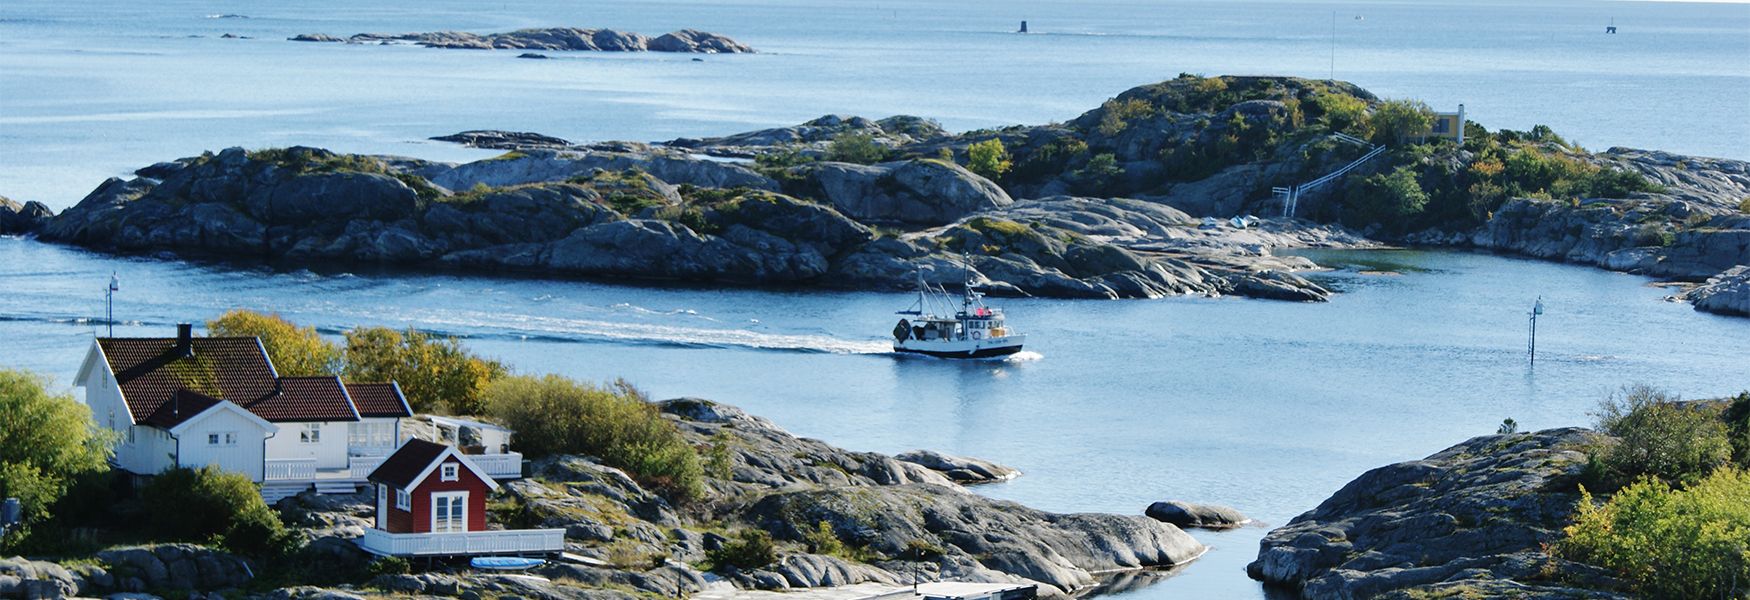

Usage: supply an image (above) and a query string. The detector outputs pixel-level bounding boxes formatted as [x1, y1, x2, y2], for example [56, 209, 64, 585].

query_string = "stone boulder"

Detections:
[431, 149, 778, 193]
[668, 115, 942, 150]
[0, 196, 53, 234]
[747, 484, 1205, 593]
[93, 544, 251, 591]
[894, 449, 1020, 484]
[1247, 428, 1629, 600]
[289, 34, 343, 42]
[0, 557, 84, 600]
[648, 29, 756, 53]
[807, 159, 1011, 225]
[431, 130, 575, 151]
[1143, 501, 1250, 529]
[1681, 264, 1750, 317]
[772, 555, 903, 588]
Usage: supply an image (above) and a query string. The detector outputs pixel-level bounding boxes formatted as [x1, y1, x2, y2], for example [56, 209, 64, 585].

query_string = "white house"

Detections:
[76, 324, 429, 501]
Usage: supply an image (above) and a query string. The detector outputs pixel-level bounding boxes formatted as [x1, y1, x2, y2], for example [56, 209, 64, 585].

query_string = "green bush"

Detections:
[139, 465, 288, 556]
[0, 367, 117, 549]
[802, 521, 844, 556]
[1738, 197, 1750, 214]
[486, 375, 703, 500]
[966, 139, 1012, 180]
[708, 529, 776, 570]
[827, 132, 889, 165]
[1343, 165, 1429, 228]
[1558, 468, 1750, 599]
[1586, 385, 1732, 488]
[1366, 98, 1434, 146]
[1072, 153, 1124, 196]
[1313, 93, 1368, 134]
[365, 556, 409, 578]
[1724, 392, 1750, 468]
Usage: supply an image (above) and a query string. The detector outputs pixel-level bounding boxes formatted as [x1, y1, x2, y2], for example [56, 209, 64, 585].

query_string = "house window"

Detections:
[349, 422, 395, 447]
[431, 491, 467, 533]
[1431, 118, 1449, 134]
[395, 488, 411, 511]
[207, 431, 237, 446]
[127, 426, 135, 445]
[300, 423, 321, 443]
[441, 463, 458, 482]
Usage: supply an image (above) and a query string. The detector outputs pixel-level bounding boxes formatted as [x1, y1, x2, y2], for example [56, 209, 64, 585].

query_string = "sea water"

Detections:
[3, 0, 1750, 595]
[3, 236, 1749, 597]
[2, 0, 1746, 208]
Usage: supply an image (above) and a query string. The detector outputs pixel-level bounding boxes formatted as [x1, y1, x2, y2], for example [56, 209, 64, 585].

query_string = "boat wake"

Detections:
[395, 311, 893, 355]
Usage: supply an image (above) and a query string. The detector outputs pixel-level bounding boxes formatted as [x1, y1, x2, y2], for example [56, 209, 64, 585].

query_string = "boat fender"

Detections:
[894, 319, 911, 341]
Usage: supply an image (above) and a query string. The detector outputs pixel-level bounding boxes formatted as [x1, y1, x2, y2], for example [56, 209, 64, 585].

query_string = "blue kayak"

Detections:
[471, 556, 545, 570]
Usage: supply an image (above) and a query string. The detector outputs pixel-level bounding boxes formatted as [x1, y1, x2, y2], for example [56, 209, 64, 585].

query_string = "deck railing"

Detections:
[349, 455, 387, 479]
[356, 527, 564, 557]
[264, 458, 316, 481]
[467, 453, 524, 479]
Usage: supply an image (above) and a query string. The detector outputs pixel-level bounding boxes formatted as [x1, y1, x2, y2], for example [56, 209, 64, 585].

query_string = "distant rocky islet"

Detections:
[289, 27, 754, 53]
[9, 75, 1749, 314]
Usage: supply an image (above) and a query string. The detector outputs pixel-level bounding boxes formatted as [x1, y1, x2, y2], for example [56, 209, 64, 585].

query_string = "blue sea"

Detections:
[2, 0, 1749, 597]
[2, 0, 1747, 209]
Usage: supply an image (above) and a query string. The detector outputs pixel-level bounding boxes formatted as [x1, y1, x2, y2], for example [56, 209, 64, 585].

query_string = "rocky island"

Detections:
[9, 75, 1749, 311]
[289, 28, 754, 53]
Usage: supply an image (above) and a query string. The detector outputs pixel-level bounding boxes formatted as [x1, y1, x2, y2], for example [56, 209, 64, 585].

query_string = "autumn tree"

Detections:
[0, 367, 117, 545]
[343, 327, 505, 415]
[207, 309, 341, 376]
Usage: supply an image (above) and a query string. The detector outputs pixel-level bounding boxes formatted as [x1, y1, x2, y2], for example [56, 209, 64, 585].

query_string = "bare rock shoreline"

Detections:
[0, 400, 1205, 600]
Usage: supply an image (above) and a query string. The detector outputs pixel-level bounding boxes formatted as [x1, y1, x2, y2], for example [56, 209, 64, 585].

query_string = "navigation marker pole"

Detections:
[106, 272, 119, 337]
[1527, 296, 1543, 366]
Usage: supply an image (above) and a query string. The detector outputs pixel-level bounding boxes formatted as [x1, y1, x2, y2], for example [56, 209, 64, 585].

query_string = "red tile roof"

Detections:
[100, 337, 278, 426]
[368, 438, 448, 489]
[246, 376, 359, 422]
[345, 382, 412, 418]
[139, 389, 225, 429]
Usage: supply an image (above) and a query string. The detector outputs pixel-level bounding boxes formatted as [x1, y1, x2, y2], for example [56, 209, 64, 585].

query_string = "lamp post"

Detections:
[106, 272, 119, 337]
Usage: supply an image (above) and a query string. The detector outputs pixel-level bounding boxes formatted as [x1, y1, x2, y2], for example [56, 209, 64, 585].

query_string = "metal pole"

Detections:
[1528, 310, 1536, 366]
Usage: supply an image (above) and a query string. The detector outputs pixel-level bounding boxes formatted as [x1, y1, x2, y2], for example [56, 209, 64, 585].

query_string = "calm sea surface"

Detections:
[3, 236, 1748, 597]
[3, 0, 1750, 596]
[2, 0, 1747, 208]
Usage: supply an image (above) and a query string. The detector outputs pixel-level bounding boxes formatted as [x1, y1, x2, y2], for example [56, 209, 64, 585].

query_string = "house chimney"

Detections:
[176, 323, 193, 357]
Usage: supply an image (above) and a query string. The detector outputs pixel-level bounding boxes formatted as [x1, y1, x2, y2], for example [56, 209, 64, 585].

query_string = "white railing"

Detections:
[265, 458, 316, 481]
[349, 455, 388, 479]
[467, 453, 524, 479]
[1282, 144, 1388, 218]
[355, 527, 564, 557]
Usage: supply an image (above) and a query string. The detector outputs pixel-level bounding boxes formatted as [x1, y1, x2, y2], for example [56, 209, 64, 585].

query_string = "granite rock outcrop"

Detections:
[1247, 428, 1634, 600]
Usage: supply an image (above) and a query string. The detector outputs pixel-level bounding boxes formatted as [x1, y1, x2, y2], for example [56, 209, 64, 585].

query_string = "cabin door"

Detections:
[431, 491, 467, 532]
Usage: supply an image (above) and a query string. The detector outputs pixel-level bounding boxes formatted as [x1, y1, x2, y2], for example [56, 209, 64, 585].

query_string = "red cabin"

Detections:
[367, 438, 498, 534]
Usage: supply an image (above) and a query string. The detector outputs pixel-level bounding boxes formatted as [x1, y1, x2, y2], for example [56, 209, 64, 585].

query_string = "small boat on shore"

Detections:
[471, 556, 545, 571]
[891, 269, 1025, 358]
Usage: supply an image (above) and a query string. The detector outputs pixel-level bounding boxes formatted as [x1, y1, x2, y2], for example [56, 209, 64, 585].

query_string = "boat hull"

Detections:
[893, 337, 1025, 359]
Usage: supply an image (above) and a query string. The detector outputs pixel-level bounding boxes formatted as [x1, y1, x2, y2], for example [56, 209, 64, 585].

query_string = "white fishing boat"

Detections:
[891, 269, 1025, 358]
